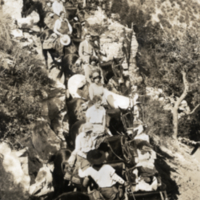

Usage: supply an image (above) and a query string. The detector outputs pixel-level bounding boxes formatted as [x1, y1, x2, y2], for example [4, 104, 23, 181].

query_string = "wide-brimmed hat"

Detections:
[87, 149, 105, 165]
[77, 78, 86, 88]
[60, 34, 71, 46]
[83, 123, 93, 133]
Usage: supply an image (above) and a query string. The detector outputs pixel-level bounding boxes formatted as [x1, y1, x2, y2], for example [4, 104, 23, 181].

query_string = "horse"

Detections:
[22, 0, 45, 29]
[68, 121, 153, 168]
[51, 148, 73, 198]
[55, 192, 90, 200]
[56, 53, 79, 86]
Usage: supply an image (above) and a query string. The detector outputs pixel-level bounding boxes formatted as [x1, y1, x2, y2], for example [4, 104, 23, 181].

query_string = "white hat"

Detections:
[60, 34, 71, 46]
[77, 79, 86, 88]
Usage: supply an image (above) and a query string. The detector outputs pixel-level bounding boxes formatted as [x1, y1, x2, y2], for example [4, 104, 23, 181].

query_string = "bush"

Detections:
[0, 11, 53, 143]
[141, 97, 173, 140]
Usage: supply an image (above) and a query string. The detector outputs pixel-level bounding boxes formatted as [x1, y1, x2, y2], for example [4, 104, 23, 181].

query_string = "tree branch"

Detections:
[188, 104, 200, 115]
[174, 70, 189, 109]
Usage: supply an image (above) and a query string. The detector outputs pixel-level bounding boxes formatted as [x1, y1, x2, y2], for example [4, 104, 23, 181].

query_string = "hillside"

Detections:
[111, 0, 200, 199]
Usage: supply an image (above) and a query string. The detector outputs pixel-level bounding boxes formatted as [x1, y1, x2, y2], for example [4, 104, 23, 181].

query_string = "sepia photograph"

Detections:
[0, 0, 200, 199]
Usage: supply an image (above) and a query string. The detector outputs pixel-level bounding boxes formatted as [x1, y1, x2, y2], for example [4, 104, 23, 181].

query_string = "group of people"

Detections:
[66, 121, 128, 200]
[42, 1, 160, 199]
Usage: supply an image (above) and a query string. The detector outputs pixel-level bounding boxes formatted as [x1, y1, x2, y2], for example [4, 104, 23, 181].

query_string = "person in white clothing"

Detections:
[52, 0, 66, 16]
[67, 123, 96, 173]
[86, 96, 112, 141]
[82, 149, 128, 200]
[86, 96, 106, 132]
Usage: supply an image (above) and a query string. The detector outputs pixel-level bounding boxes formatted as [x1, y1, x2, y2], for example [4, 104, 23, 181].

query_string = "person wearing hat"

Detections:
[54, 11, 72, 62]
[67, 123, 96, 174]
[88, 69, 106, 103]
[79, 149, 128, 200]
[86, 96, 112, 147]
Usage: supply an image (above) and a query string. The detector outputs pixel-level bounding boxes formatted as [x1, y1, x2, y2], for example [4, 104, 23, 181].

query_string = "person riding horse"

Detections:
[89, 69, 107, 103]
[78, 33, 98, 65]
[83, 149, 128, 200]
[67, 123, 96, 177]
[53, 11, 72, 62]
[86, 96, 112, 147]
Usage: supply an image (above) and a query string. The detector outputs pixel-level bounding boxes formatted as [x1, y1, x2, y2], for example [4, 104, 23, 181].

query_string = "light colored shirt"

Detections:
[54, 18, 72, 36]
[80, 164, 125, 187]
[78, 40, 96, 63]
[89, 83, 104, 100]
[71, 132, 95, 159]
[52, 1, 66, 16]
[86, 105, 106, 124]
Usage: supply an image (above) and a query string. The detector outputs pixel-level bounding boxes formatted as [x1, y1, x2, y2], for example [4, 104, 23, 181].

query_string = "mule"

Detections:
[51, 148, 73, 198]
[22, 0, 45, 29]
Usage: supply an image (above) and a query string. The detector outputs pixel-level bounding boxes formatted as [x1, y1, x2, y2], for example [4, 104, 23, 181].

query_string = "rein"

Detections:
[105, 136, 136, 164]
[105, 137, 125, 162]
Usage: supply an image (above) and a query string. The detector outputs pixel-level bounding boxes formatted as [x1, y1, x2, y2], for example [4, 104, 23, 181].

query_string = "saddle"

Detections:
[88, 189, 105, 200]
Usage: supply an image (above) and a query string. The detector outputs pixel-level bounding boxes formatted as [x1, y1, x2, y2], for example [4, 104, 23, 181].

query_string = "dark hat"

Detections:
[87, 149, 105, 165]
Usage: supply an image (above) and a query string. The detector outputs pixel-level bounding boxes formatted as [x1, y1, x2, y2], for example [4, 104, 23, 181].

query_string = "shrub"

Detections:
[0, 11, 53, 143]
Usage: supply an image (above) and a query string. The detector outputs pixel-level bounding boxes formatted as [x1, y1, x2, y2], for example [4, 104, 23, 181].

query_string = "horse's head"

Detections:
[112, 57, 125, 78]
[22, 0, 34, 15]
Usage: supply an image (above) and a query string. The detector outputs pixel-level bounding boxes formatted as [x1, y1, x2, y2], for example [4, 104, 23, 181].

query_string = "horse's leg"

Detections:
[43, 49, 49, 70]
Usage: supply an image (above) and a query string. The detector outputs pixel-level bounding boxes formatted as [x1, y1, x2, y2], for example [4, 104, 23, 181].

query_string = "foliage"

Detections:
[0, 11, 54, 143]
[111, 0, 200, 138]
[141, 97, 173, 139]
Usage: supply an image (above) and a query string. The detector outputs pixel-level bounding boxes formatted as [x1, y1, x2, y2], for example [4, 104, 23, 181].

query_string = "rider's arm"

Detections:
[112, 173, 125, 185]
[54, 20, 63, 36]
[67, 135, 82, 167]
[78, 42, 84, 59]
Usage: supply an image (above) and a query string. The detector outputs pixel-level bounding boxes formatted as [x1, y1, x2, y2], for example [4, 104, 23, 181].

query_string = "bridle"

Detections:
[105, 136, 137, 165]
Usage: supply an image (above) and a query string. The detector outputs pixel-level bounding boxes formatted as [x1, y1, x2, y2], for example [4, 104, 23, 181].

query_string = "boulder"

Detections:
[31, 119, 61, 162]
[0, 142, 31, 196]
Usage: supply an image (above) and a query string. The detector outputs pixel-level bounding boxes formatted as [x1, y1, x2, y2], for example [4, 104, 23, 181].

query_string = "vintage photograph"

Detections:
[0, 0, 200, 199]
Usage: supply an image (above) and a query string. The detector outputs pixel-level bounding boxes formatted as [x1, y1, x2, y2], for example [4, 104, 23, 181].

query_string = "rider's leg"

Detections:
[55, 41, 64, 62]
